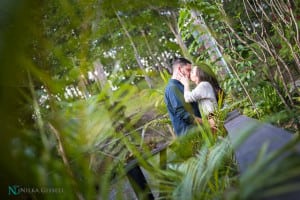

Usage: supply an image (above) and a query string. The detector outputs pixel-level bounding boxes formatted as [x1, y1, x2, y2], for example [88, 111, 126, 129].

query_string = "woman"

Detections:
[179, 66, 223, 117]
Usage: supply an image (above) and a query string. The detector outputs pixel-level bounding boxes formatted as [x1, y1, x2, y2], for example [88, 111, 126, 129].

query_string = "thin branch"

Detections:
[256, 1, 300, 72]
[227, 61, 259, 115]
[114, 10, 154, 88]
[48, 123, 85, 200]
[287, 0, 300, 48]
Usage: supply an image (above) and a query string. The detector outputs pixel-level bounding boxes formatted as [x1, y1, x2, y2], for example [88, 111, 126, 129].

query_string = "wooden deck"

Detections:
[225, 110, 300, 200]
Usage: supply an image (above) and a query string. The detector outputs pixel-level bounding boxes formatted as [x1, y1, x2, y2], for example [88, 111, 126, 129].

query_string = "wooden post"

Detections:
[127, 165, 154, 200]
[125, 143, 169, 199]
[159, 148, 167, 198]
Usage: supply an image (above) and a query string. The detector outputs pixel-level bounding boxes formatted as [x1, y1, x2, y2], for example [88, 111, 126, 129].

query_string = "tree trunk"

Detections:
[93, 60, 108, 89]
[190, 10, 232, 79]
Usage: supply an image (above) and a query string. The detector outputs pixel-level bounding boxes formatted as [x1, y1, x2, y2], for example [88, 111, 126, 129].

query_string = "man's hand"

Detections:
[194, 116, 203, 124]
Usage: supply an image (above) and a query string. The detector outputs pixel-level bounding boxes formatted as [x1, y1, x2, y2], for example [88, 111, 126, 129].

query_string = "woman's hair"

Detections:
[193, 66, 225, 104]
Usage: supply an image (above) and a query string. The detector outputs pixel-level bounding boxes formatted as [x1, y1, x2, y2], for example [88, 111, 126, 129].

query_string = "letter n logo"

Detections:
[8, 185, 20, 195]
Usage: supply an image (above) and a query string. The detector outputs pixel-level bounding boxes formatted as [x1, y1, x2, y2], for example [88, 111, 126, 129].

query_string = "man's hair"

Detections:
[171, 57, 191, 69]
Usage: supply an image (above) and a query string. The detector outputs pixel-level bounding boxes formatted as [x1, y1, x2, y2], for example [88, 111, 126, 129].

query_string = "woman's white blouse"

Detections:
[184, 81, 217, 115]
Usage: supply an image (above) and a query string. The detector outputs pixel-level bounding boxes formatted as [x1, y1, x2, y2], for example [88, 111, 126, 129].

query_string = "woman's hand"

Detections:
[178, 72, 189, 86]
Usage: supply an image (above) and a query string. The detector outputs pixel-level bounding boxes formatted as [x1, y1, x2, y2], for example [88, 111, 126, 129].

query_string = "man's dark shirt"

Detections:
[164, 79, 201, 136]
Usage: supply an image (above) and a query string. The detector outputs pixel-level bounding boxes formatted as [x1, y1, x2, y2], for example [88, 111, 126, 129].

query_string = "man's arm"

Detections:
[168, 86, 194, 123]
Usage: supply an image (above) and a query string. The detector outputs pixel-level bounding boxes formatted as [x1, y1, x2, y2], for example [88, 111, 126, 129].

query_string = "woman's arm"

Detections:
[183, 83, 203, 102]
[184, 82, 215, 102]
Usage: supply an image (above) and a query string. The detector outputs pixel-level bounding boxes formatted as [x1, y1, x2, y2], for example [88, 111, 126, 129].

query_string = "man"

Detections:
[164, 57, 201, 136]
